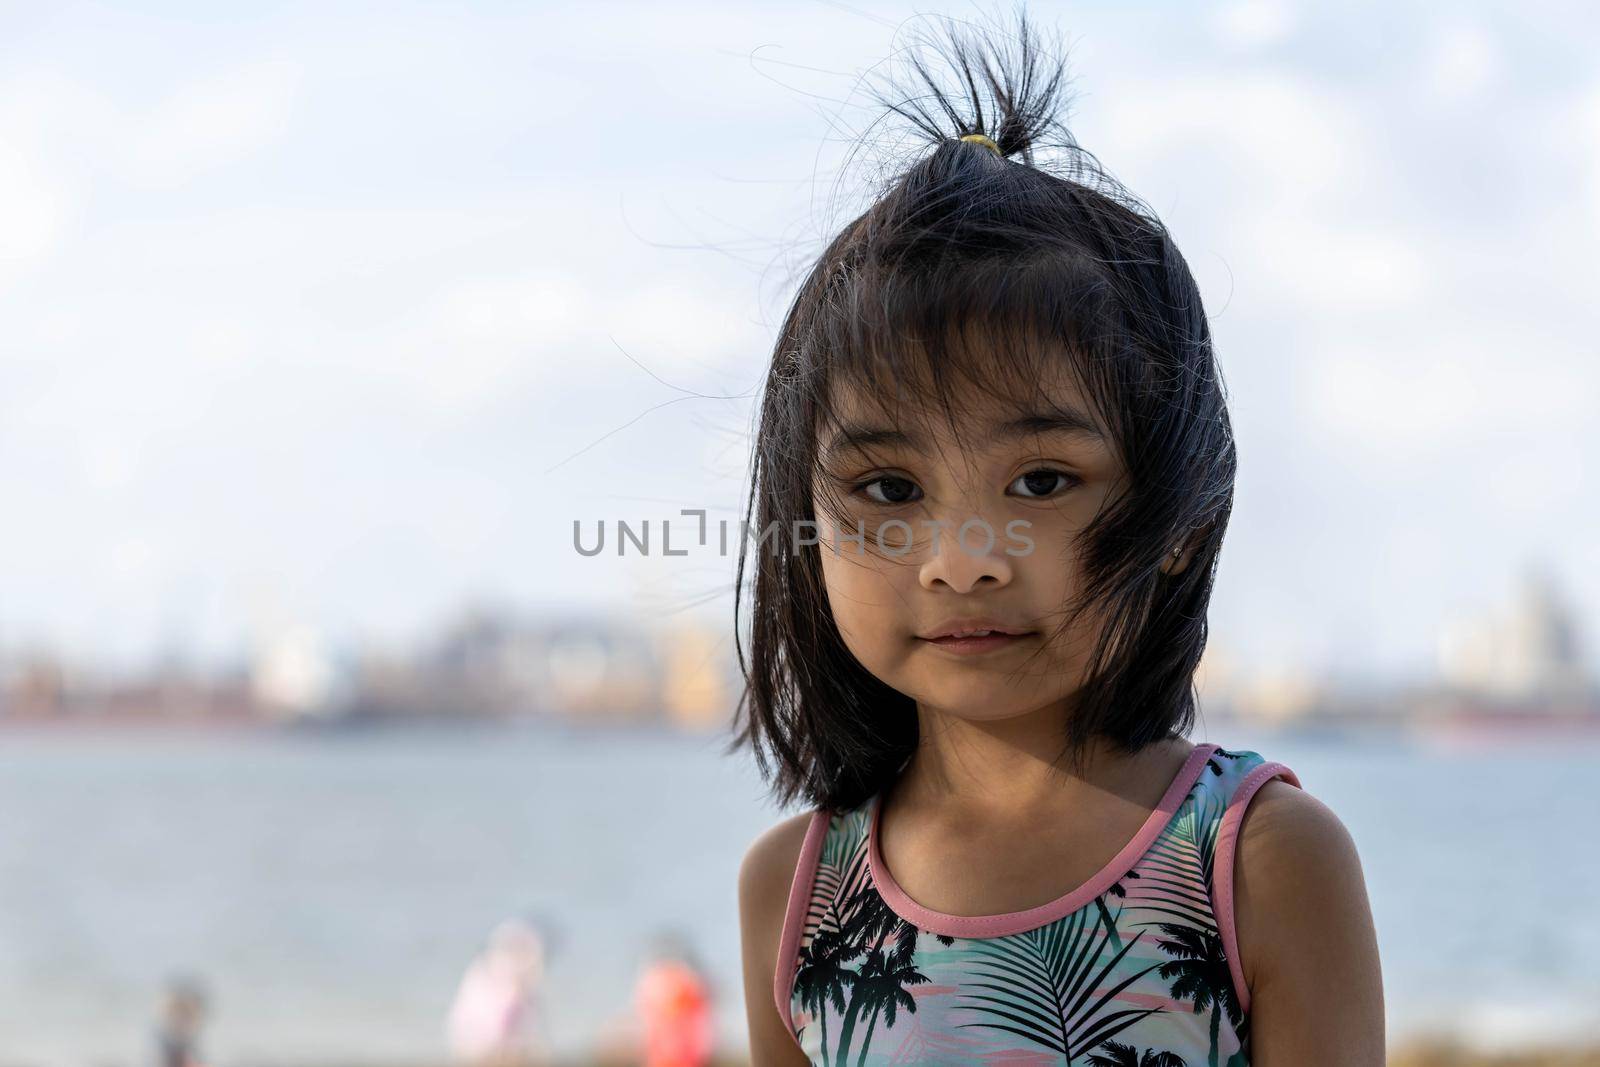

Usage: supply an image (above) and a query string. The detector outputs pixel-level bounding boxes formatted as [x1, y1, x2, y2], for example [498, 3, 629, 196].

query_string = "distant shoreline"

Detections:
[5, 710, 1600, 749]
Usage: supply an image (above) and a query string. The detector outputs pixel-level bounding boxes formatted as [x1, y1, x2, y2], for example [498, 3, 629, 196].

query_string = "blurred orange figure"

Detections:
[633, 935, 714, 1067]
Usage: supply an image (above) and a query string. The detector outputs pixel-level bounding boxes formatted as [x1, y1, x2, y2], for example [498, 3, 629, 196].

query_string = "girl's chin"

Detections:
[901, 683, 1056, 719]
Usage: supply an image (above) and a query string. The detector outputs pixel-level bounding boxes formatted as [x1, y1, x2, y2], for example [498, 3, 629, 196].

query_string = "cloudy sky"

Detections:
[2, 1, 1596, 685]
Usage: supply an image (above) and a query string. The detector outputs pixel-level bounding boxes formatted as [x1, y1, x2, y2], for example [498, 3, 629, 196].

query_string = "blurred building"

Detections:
[250, 622, 347, 720]
[1194, 638, 1328, 726]
[1230, 663, 1325, 725]
[0, 648, 71, 720]
[335, 603, 708, 726]
[1437, 564, 1593, 704]
[658, 622, 736, 732]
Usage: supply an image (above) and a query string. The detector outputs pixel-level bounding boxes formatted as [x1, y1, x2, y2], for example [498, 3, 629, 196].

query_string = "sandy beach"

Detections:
[1388, 1047, 1600, 1067]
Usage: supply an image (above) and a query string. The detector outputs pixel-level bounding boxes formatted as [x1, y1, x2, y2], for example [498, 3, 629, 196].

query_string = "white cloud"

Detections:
[1299, 326, 1596, 460]
[77, 431, 145, 494]
[0, 54, 301, 276]
[609, 281, 765, 375]
[1585, 84, 1600, 236]
[360, 272, 765, 417]
[107, 532, 159, 584]
[121, 57, 303, 188]
[430, 272, 592, 346]
[1421, 19, 1503, 104]
[1211, 0, 1297, 51]
[1096, 70, 1428, 307]
[0, 141, 63, 278]
[0, 69, 102, 279]
[1097, 70, 1378, 205]
[390, 271, 599, 412]
[1241, 215, 1430, 307]
[1299, 345, 1487, 457]
[1481, 444, 1591, 518]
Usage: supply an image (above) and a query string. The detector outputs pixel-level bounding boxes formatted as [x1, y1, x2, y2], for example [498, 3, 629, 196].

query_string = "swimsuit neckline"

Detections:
[865, 741, 1218, 938]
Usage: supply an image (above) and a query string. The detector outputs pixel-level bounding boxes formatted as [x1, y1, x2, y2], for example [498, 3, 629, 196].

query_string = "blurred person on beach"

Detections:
[633, 929, 716, 1067]
[447, 914, 556, 1066]
[151, 975, 209, 1067]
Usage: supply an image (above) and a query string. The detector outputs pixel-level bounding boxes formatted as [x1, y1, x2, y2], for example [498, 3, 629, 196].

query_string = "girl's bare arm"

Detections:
[739, 813, 816, 1067]
[1235, 780, 1386, 1065]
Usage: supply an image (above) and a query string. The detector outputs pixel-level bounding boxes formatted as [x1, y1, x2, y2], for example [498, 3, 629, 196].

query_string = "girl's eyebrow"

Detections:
[824, 408, 1106, 457]
[997, 410, 1107, 443]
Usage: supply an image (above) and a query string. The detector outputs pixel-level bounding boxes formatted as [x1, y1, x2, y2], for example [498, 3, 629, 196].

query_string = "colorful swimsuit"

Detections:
[775, 743, 1298, 1066]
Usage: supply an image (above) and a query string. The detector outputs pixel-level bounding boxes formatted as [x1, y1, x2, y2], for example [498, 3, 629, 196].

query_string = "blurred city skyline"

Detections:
[4, 559, 1593, 738]
[3, 1, 1597, 688]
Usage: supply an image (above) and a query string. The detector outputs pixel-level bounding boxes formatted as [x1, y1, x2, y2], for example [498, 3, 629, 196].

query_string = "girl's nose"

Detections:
[915, 517, 1015, 593]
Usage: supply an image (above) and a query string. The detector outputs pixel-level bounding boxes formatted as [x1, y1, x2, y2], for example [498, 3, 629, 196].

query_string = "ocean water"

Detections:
[0, 718, 1595, 1065]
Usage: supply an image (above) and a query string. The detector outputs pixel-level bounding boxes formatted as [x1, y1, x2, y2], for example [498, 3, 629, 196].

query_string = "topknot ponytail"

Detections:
[867, 9, 1074, 168]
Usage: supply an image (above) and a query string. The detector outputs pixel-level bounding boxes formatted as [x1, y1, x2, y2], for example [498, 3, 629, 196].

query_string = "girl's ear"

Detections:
[1159, 530, 1201, 576]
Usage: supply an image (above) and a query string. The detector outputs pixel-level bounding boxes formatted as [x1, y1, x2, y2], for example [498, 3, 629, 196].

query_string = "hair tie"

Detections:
[959, 132, 1003, 157]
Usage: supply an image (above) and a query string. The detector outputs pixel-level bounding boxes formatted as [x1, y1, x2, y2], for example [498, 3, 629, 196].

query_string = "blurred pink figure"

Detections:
[633, 936, 714, 1067]
[447, 917, 552, 1066]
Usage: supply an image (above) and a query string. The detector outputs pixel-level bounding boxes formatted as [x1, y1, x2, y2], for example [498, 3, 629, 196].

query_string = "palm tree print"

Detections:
[1208, 748, 1248, 772]
[1121, 792, 1224, 932]
[1095, 869, 1141, 950]
[792, 812, 873, 1062]
[793, 924, 857, 1067]
[827, 884, 926, 1065]
[953, 901, 1166, 1062]
[847, 920, 929, 1066]
[1088, 1041, 1189, 1067]
[1151, 922, 1241, 1067]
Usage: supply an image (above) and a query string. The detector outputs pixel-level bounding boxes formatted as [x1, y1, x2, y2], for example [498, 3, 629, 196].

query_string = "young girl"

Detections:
[731, 13, 1383, 1067]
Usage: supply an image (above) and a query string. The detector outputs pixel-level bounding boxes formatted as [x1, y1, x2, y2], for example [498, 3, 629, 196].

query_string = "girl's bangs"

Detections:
[808, 252, 1127, 464]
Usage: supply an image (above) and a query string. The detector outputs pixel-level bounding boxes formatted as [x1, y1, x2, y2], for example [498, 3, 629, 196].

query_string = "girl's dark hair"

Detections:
[723, 9, 1236, 813]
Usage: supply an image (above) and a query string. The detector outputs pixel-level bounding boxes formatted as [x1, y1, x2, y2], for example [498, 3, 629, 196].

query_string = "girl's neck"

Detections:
[895, 705, 1193, 822]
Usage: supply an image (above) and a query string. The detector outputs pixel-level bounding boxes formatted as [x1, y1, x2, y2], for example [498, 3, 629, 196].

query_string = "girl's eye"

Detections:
[857, 475, 921, 505]
[1009, 468, 1078, 499]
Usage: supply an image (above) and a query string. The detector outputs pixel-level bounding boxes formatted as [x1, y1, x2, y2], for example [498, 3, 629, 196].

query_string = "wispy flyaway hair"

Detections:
[724, 9, 1236, 813]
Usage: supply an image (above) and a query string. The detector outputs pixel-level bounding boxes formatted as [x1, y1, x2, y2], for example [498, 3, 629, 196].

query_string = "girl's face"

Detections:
[812, 366, 1129, 724]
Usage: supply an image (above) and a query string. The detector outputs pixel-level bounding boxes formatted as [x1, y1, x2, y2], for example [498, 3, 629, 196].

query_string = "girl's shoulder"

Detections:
[740, 810, 819, 909]
[1187, 742, 1301, 807]
[1218, 744, 1381, 1046]
[1178, 742, 1305, 890]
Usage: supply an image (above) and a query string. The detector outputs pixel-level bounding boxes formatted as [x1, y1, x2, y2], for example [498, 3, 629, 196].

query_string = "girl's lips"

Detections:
[919, 631, 1035, 655]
